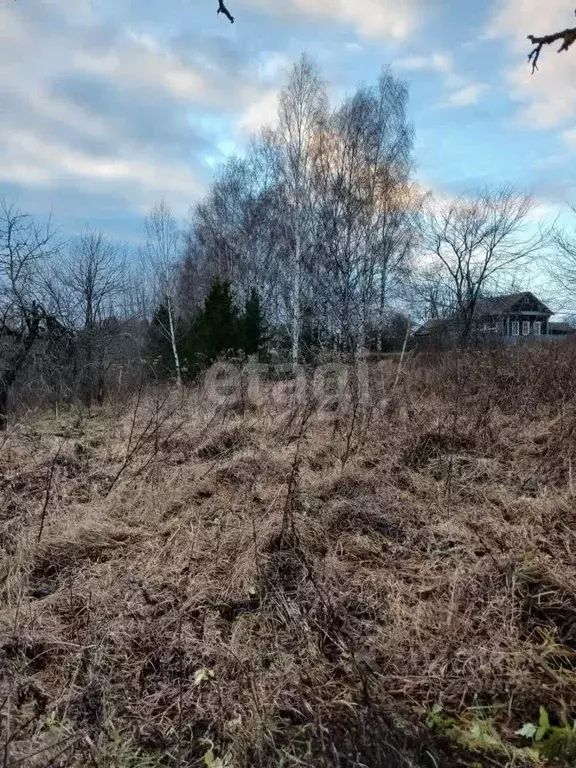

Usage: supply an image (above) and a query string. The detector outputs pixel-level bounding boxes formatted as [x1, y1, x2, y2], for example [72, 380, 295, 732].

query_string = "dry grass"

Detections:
[1, 344, 576, 767]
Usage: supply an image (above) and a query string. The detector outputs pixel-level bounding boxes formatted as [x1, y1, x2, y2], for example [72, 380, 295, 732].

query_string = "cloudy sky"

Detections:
[1, 0, 576, 241]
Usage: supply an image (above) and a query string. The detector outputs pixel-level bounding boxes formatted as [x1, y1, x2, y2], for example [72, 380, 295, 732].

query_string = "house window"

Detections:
[534, 321, 541, 335]
[511, 321, 519, 336]
[522, 321, 531, 335]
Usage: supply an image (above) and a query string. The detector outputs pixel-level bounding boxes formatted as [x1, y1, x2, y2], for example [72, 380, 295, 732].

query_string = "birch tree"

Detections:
[310, 72, 415, 355]
[275, 54, 328, 368]
[187, 140, 284, 330]
[179, 58, 416, 361]
[145, 201, 184, 386]
[368, 73, 417, 348]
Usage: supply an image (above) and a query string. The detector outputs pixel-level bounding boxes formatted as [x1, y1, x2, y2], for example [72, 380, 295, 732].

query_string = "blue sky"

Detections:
[1, 0, 576, 242]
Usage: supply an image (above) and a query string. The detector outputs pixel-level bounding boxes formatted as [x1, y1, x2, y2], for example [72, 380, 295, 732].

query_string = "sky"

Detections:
[1, 0, 576, 244]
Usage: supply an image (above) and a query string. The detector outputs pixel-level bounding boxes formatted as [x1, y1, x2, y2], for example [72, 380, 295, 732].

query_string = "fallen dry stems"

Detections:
[1, 345, 576, 766]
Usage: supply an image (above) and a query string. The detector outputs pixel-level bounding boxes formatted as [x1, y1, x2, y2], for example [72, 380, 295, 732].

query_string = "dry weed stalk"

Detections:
[1, 345, 576, 766]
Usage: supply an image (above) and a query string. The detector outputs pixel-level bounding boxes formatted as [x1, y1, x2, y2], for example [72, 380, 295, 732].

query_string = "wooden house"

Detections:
[415, 292, 572, 347]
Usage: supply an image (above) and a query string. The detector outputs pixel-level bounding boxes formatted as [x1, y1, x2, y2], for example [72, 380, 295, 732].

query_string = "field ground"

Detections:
[1, 346, 576, 767]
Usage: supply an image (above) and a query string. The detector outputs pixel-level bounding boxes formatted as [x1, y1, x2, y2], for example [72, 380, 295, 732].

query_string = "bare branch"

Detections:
[0, 199, 61, 428]
[421, 185, 548, 345]
[217, 0, 234, 23]
[528, 10, 576, 72]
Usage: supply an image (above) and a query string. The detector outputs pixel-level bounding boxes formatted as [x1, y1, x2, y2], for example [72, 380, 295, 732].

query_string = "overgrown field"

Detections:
[2, 344, 576, 767]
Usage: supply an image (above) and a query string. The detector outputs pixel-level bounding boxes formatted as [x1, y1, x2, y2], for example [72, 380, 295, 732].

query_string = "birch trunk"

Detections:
[291, 227, 301, 370]
[166, 295, 182, 387]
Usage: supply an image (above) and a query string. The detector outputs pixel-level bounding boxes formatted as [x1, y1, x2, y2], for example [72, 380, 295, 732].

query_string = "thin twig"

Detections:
[37, 438, 66, 543]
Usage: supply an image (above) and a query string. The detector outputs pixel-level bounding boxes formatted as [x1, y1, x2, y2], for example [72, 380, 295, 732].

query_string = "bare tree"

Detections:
[191, 157, 253, 293]
[421, 186, 547, 345]
[183, 60, 417, 363]
[0, 199, 61, 428]
[546, 204, 576, 308]
[409, 265, 456, 324]
[275, 54, 328, 368]
[145, 201, 184, 386]
[48, 229, 126, 407]
[528, 11, 576, 71]
[310, 70, 416, 355]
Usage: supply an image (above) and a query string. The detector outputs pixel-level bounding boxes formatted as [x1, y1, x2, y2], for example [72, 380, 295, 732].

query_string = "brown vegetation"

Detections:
[1, 343, 576, 766]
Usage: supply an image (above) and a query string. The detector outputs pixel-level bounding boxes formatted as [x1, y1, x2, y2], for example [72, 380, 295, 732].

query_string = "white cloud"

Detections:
[256, 51, 292, 81]
[237, 89, 281, 134]
[445, 83, 488, 108]
[241, 0, 422, 41]
[73, 39, 209, 102]
[0, 0, 295, 228]
[395, 51, 487, 108]
[564, 128, 576, 145]
[487, 0, 573, 45]
[395, 51, 466, 90]
[0, 17, 209, 210]
[395, 51, 456, 79]
[3, 130, 202, 195]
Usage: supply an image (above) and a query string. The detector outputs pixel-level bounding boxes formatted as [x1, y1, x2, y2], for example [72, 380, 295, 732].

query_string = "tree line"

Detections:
[1, 54, 573, 428]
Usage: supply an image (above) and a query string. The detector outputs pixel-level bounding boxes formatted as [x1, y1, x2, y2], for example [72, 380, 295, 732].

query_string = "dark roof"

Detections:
[413, 317, 449, 336]
[414, 292, 553, 337]
[472, 292, 552, 316]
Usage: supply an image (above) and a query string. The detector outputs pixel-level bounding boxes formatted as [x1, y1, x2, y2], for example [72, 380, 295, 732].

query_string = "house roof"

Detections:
[413, 317, 450, 336]
[472, 292, 552, 317]
[414, 292, 553, 337]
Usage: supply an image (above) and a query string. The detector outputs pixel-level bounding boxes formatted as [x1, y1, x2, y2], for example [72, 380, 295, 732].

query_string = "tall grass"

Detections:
[1, 342, 576, 766]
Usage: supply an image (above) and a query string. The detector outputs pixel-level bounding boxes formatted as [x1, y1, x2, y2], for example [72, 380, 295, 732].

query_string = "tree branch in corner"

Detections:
[528, 11, 576, 72]
[217, 0, 234, 23]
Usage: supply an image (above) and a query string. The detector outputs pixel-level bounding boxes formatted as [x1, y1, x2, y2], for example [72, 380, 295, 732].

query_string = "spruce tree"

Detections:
[187, 278, 239, 365]
[241, 288, 266, 358]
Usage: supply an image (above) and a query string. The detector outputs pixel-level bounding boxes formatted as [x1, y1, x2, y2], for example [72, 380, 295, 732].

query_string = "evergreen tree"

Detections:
[241, 288, 266, 358]
[186, 278, 239, 366]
